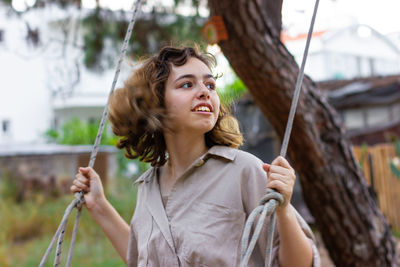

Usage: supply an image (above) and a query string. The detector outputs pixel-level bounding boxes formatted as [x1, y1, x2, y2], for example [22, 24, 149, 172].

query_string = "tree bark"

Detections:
[207, 0, 398, 266]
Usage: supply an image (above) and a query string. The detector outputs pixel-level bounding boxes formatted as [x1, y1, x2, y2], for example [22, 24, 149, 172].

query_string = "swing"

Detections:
[39, 0, 320, 266]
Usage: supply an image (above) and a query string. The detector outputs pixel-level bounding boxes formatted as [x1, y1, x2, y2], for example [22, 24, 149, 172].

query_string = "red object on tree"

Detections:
[201, 16, 228, 44]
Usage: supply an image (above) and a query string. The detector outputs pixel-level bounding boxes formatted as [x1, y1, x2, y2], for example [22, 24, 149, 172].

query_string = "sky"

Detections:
[11, 0, 400, 35]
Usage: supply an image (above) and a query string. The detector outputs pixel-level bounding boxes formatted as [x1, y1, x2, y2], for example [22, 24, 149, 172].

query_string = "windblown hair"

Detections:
[108, 46, 243, 167]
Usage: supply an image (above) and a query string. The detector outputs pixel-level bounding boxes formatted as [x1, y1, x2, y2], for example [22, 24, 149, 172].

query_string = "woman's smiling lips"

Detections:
[191, 103, 213, 113]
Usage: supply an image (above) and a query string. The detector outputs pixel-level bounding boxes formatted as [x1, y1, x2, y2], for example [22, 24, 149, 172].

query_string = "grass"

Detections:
[0, 175, 138, 267]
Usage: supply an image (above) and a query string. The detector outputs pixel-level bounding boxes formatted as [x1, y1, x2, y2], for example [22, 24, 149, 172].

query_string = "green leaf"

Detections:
[395, 141, 400, 156]
[390, 161, 400, 179]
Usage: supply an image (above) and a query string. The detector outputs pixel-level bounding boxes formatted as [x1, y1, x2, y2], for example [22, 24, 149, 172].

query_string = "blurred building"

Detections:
[282, 24, 400, 81]
[0, 4, 129, 145]
[236, 25, 400, 222]
[386, 31, 400, 50]
[235, 75, 400, 223]
[320, 74, 400, 145]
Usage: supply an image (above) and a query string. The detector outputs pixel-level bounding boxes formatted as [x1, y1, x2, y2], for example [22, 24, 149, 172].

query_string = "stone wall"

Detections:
[0, 144, 117, 201]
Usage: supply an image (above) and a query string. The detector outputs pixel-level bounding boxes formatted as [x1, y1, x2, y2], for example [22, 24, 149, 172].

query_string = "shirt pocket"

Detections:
[180, 201, 245, 267]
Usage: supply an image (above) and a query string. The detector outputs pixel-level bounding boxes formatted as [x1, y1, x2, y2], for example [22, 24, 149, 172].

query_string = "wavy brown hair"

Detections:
[108, 46, 243, 167]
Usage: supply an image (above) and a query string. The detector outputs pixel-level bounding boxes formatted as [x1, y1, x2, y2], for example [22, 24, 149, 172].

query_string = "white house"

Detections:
[0, 5, 51, 144]
[282, 24, 400, 81]
[0, 4, 131, 145]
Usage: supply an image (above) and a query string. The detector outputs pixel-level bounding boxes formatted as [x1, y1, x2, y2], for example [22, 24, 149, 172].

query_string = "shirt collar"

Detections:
[133, 145, 237, 184]
[133, 167, 155, 184]
[205, 145, 237, 161]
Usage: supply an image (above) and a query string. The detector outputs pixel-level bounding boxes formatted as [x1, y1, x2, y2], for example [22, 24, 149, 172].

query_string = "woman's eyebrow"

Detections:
[174, 74, 214, 83]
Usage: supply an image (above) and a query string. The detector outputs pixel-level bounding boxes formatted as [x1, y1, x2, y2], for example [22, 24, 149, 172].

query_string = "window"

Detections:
[366, 106, 390, 127]
[2, 120, 10, 134]
[53, 117, 59, 130]
[344, 109, 365, 129]
[391, 103, 400, 120]
[0, 29, 3, 43]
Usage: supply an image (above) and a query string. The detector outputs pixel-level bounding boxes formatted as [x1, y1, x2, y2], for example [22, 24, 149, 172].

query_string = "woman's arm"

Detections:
[71, 167, 130, 264]
[263, 157, 313, 267]
[276, 207, 313, 267]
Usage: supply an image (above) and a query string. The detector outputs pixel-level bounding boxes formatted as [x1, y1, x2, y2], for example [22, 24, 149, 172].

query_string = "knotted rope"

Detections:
[240, 189, 284, 267]
[39, 0, 143, 266]
[239, 0, 320, 266]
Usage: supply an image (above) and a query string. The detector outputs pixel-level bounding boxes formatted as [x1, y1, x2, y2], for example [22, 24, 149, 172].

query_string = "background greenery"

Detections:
[0, 173, 137, 266]
[0, 1, 248, 264]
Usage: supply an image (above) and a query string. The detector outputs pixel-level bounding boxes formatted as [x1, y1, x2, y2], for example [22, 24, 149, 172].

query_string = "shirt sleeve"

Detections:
[240, 155, 321, 267]
[126, 222, 138, 267]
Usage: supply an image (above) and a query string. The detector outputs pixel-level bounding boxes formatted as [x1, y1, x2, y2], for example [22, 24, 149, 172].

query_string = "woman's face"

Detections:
[164, 57, 220, 135]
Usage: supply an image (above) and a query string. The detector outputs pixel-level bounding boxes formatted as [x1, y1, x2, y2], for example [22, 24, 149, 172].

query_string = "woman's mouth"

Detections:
[192, 103, 213, 113]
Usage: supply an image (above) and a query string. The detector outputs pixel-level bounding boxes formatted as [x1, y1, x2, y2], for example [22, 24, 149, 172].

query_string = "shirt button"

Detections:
[194, 159, 205, 167]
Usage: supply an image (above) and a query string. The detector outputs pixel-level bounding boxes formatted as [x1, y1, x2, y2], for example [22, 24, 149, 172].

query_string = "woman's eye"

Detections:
[206, 83, 215, 90]
[181, 82, 192, 88]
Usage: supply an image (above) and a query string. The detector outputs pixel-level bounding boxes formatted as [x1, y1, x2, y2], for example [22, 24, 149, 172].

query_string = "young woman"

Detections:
[71, 46, 320, 267]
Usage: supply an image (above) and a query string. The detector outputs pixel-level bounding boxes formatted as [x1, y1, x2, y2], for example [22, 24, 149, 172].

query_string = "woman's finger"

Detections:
[70, 185, 79, 193]
[267, 179, 287, 192]
[271, 156, 293, 170]
[268, 173, 291, 183]
[73, 179, 90, 192]
[262, 163, 271, 172]
[269, 165, 294, 176]
[77, 175, 90, 185]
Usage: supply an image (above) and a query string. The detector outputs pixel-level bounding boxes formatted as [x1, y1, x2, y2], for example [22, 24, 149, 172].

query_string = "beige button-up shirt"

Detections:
[127, 145, 320, 267]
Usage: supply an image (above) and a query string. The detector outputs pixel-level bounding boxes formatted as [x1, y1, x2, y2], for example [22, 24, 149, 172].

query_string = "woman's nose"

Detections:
[197, 84, 211, 99]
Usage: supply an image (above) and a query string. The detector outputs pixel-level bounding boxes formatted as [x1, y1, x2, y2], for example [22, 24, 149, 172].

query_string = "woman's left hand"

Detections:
[263, 156, 296, 212]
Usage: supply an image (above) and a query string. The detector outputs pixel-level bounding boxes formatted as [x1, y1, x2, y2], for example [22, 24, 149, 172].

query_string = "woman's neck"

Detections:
[163, 131, 208, 180]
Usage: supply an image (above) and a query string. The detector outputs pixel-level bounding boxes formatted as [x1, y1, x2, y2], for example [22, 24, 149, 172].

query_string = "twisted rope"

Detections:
[240, 0, 320, 266]
[39, 0, 143, 266]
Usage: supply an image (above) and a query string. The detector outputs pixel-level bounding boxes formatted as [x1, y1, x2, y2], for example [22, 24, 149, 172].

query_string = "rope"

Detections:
[38, 1, 143, 266]
[240, 0, 320, 266]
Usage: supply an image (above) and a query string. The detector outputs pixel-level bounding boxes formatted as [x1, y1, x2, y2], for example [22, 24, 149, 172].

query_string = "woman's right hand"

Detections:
[70, 167, 106, 211]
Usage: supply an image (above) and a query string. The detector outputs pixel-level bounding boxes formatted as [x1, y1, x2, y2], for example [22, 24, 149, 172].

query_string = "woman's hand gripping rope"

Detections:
[263, 156, 296, 215]
[71, 167, 106, 211]
[240, 156, 296, 267]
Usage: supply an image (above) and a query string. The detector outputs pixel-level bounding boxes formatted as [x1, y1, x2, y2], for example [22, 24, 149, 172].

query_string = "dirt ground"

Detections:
[315, 232, 400, 266]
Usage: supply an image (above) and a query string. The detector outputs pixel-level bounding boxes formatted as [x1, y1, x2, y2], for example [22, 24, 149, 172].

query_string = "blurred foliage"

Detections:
[3, 0, 208, 69]
[82, 8, 207, 69]
[44, 117, 149, 177]
[218, 75, 247, 106]
[389, 140, 400, 179]
[0, 170, 19, 202]
[44, 117, 116, 145]
[2, 0, 12, 5]
[358, 143, 368, 169]
[0, 174, 137, 266]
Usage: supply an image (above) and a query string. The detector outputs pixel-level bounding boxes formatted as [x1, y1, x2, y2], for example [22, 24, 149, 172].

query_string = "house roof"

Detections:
[280, 30, 327, 43]
[317, 74, 400, 109]
[282, 24, 400, 56]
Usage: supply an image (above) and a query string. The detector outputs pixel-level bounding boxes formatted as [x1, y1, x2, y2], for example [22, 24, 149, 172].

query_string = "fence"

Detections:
[353, 143, 400, 231]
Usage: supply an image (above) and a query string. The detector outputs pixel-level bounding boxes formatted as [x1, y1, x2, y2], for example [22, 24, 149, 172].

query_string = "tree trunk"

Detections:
[207, 0, 398, 266]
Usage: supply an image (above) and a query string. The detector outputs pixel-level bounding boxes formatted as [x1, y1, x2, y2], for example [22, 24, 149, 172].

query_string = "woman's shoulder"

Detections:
[209, 145, 261, 162]
[209, 145, 264, 170]
[235, 148, 263, 165]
